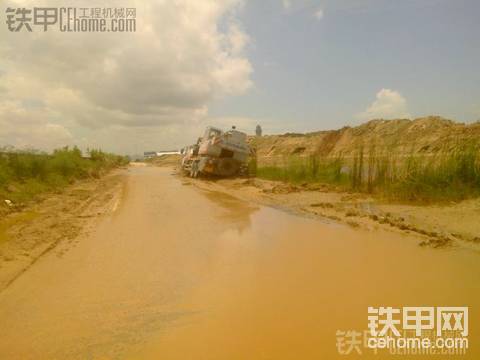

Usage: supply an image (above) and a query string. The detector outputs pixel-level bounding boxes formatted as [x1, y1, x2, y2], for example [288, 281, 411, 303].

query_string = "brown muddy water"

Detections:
[0, 166, 478, 359]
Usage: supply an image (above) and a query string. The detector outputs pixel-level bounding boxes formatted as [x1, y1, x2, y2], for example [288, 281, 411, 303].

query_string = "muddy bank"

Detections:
[0, 169, 127, 292]
[181, 173, 480, 250]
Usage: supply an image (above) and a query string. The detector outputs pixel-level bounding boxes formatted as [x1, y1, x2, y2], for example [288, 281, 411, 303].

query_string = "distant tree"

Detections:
[255, 124, 262, 137]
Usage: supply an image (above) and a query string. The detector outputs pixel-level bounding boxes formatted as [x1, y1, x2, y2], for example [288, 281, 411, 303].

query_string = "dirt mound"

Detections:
[251, 116, 480, 165]
[145, 154, 182, 167]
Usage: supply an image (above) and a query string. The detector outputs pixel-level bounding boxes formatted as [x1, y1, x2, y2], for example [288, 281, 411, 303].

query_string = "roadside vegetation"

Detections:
[255, 142, 480, 203]
[0, 146, 129, 206]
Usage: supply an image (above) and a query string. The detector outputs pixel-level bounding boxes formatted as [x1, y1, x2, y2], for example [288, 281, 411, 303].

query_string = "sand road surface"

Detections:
[0, 165, 478, 359]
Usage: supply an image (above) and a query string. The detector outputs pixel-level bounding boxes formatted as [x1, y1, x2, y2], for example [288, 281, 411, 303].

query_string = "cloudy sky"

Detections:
[1, 0, 479, 154]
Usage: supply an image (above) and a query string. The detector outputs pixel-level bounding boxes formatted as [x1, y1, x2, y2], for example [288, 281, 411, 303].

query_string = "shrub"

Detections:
[0, 146, 129, 204]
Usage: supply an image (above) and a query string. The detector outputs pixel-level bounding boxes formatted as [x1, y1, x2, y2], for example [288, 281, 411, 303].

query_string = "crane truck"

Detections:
[180, 126, 250, 178]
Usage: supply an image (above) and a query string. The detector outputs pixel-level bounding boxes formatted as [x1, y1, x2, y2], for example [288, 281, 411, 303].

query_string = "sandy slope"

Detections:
[252, 116, 480, 165]
[0, 169, 127, 291]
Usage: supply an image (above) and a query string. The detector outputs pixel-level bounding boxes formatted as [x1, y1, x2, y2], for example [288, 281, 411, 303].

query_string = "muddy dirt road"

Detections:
[0, 165, 478, 359]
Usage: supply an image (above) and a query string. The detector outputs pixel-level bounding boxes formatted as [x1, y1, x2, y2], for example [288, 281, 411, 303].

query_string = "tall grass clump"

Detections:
[256, 141, 480, 202]
[0, 146, 129, 204]
[256, 154, 347, 185]
[384, 143, 480, 202]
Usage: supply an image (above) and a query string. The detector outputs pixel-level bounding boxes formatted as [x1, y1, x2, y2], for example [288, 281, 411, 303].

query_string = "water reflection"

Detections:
[201, 190, 259, 233]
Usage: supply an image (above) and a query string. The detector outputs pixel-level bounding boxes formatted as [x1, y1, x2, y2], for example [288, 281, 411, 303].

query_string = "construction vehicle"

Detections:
[180, 126, 250, 178]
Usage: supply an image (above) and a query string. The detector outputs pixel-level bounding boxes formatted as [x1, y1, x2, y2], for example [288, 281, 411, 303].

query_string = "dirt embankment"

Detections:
[164, 116, 480, 249]
[163, 117, 480, 249]
[251, 116, 480, 165]
[144, 154, 182, 167]
[0, 169, 127, 291]
[182, 175, 480, 250]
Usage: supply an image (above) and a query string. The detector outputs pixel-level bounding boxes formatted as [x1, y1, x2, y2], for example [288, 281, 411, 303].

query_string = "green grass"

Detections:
[381, 145, 480, 202]
[257, 156, 348, 185]
[255, 142, 480, 203]
[0, 146, 129, 205]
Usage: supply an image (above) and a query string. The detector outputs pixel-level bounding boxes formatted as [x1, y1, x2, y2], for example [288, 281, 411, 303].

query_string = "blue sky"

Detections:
[211, 0, 480, 133]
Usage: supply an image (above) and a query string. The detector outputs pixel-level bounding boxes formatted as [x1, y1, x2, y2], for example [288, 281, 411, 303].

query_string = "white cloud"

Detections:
[0, 99, 73, 151]
[282, 0, 291, 10]
[227, 23, 250, 56]
[357, 89, 411, 121]
[314, 8, 324, 20]
[0, 0, 253, 153]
